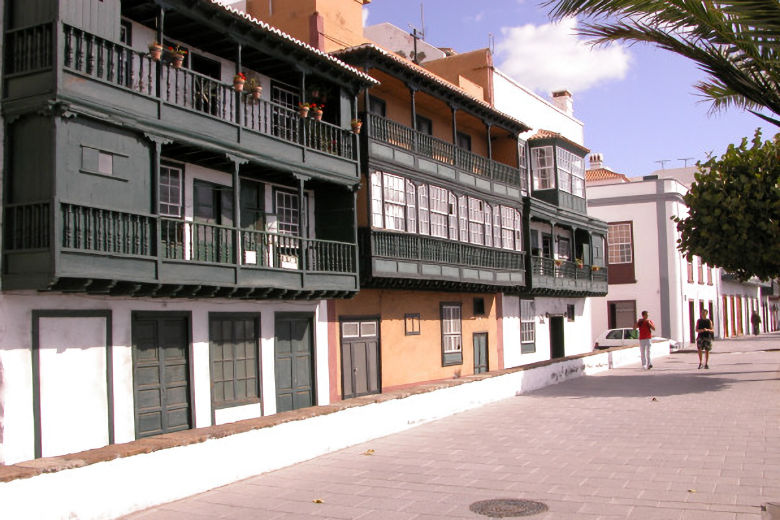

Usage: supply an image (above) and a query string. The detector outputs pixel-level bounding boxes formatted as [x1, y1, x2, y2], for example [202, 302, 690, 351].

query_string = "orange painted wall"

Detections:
[246, 0, 369, 51]
[422, 49, 494, 105]
[332, 289, 500, 397]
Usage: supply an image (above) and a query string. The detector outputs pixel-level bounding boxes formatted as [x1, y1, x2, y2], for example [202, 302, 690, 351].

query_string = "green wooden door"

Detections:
[274, 314, 314, 412]
[473, 332, 488, 374]
[132, 313, 192, 439]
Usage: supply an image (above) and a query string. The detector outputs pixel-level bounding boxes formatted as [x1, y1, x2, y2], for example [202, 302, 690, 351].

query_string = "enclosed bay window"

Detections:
[531, 146, 555, 190]
[418, 185, 430, 235]
[458, 196, 469, 243]
[429, 185, 449, 238]
[557, 147, 585, 197]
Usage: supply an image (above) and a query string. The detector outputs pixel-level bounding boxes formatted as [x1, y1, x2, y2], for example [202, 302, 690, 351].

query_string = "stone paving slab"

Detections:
[123, 333, 780, 520]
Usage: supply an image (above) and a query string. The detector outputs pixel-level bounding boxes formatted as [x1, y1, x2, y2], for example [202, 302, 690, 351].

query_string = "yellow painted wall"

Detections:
[333, 289, 499, 395]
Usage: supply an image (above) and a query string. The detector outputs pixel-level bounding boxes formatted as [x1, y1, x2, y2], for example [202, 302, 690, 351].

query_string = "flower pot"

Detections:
[312, 110, 323, 121]
[251, 86, 262, 101]
[298, 107, 309, 118]
[351, 122, 362, 134]
[149, 44, 162, 62]
[172, 55, 184, 69]
[233, 80, 245, 92]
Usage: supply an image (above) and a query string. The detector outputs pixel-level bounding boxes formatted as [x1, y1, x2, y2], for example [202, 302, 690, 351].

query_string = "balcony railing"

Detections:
[4, 202, 357, 276]
[531, 257, 607, 282]
[5, 23, 54, 76]
[370, 230, 525, 271]
[55, 24, 356, 160]
[366, 113, 527, 190]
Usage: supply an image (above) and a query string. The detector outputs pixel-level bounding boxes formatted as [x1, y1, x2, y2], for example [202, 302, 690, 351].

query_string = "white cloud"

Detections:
[495, 17, 631, 93]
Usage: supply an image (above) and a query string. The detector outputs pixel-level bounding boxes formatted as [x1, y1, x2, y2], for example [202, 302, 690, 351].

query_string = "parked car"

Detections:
[593, 328, 638, 350]
[593, 328, 681, 351]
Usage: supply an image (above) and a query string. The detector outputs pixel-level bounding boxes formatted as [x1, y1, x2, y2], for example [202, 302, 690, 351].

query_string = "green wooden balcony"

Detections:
[3, 201, 358, 299]
[365, 113, 527, 191]
[4, 22, 358, 181]
[360, 229, 526, 291]
[529, 257, 608, 296]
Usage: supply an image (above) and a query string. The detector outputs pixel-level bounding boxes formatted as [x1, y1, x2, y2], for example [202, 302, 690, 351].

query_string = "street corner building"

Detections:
[0, 0, 609, 467]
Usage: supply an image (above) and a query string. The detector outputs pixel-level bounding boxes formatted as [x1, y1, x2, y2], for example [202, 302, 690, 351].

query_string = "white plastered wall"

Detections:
[0, 292, 329, 465]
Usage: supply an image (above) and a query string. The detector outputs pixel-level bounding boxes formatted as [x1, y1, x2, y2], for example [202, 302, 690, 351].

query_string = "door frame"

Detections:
[549, 315, 565, 359]
[131, 311, 194, 439]
[274, 312, 316, 411]
[472, 331, 489, 374]
[31, 309, 114, 459]
[338, 315, 382, 399]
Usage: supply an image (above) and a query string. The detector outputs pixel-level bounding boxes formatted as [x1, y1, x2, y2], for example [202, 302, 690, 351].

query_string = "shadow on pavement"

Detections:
[525, 372, 733, 398]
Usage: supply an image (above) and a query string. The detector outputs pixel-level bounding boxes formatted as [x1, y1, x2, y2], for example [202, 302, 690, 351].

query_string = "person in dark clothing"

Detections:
[751, 311, 761, 335]
[696, 309, 714, 369]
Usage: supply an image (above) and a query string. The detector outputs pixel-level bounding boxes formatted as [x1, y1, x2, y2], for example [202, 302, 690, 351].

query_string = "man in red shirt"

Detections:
[634, 310, 656, 370]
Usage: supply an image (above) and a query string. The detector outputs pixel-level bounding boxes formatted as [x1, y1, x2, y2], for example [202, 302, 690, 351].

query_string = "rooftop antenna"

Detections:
[408, 4, 425, 64]
[678, 157, 695, 167]
[655, 159, 670, 170]
[489, 33, 495, 54]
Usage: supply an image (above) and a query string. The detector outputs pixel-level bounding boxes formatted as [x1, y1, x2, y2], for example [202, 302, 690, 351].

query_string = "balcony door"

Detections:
[190, 53, 221, 116]
[193, 180, 233, 263]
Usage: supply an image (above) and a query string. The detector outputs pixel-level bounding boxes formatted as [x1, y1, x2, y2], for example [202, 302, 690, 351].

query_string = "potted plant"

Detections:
[233, 72, 246, 92]
[575, 258, 584, 268]
[310, 103, 324, 121]
[351, 118, 362, 134]
[298, 102, 310, 117]
[591, 265, 601, 272]
[168, 45, 187, 68]
[148, 41, 163, 61]
[554, 258, 563, 267]
[248, 78, 263, 100]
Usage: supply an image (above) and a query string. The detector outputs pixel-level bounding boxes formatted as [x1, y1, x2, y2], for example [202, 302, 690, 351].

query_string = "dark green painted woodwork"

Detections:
[132, 313, 192, 439]
[61, 0, 120, 41]
[313, 184, 356, 244]
[7, 117, 53, 203]
[209, 314, 261, 408]
[340, 320, 380, 399]
[473, 332, 488, 374]
[7, 0, 55, 28]
[274, 314, 315, 413]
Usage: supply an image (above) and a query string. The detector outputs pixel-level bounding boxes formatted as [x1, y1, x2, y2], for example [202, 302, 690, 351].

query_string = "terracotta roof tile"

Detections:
[585, 168, 631, 183]
[529, 129, 589, 154]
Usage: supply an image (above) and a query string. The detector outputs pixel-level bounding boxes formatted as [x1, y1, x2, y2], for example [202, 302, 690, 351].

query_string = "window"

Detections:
[119, 19, 132, 45]
[275, 190, 303, 236]
[501, 206, 515, 250]
[484, 204, 493, 248]
[159, 164, 183, 217]
[370, 171, 383, 228]
[567, 304, 575, 322]
[557, 237, 571, 260]
[468, 197, 485, 245]
[240, 179, 265, 230]
[697, 257, 704, 284]
[556, 147, 585, 197]
[81, 146, 114, 176]
[441, 304, 462, 365]
[518, 140, 529, 192]
[473, 297, 485, 316]
[382, 173, 406, 231]
[457, 132, 472, 151]
[531, 146, 555, 190]
[458, 196, 469, 243]
[368, 96, 386, 117]
[209, 315, 260, 407]
[707, 266, 713, 285]
[194, 180, 233, 226]
[416, 115, 433, 135]
[607, 223, 632, 264]
[417, 184, 430, 235]
[405, 313, 421, 335]
[429, 185, 449, 238]
[520, 300, 535, 354]
[687, 258, 694, 283]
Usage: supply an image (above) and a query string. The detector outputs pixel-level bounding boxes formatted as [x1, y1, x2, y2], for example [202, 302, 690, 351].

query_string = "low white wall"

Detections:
[0, 342, 670, 520]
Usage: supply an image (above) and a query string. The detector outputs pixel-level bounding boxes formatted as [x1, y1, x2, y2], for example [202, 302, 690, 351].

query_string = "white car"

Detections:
[593, 328, 638, 350]
[593, 328, 681, 351]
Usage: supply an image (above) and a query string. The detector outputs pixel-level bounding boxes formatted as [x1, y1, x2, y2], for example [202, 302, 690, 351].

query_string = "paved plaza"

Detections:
[124, 334, 780, 520]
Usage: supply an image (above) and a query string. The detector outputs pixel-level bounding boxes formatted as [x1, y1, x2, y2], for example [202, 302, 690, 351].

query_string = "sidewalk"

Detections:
[123, 333, 780, 520]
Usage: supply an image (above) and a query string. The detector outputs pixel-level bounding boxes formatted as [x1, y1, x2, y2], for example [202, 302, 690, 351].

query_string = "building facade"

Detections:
[0, 0, 375, 464]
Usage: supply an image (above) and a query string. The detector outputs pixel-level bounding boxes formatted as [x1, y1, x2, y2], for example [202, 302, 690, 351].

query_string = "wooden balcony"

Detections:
[360, 229, 526, 291]
[3, 201, 359, 299]
[4, 22, 359, 182]
[529, 257, 608, 296]
[365, 113, 527, 192]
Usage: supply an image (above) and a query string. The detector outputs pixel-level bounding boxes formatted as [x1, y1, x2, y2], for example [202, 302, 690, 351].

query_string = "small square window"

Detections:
[405, 313, 421, 336]
[98, 152, 113, 175]
[473, 298, 485, 317]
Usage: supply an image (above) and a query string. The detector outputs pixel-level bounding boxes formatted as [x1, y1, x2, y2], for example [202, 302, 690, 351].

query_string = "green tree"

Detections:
[673, 129, 780, 280]
[545, 0, 780, 125]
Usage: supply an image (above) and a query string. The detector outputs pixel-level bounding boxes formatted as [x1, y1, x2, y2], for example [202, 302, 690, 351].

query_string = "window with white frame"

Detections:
[418, 184, 430, 235]
[382, 173, 406, 231]
[513, 209, 523, 251]
[520, 299, 536, 354]
[441, 303, 462, 365]
[370, 171, 383, 228]
[484, 203, 493, 248]
[275, 190, 302, 235]
[607, 222, 633, 264]
[518, 140, 529, 192]
[458, 196, 469, 243]
[405, 180, 417, 234]
[429, 185, 449, 238]
[531, 146, 555, 190]
[557, 147, 585, 197]
[159, 164, 183, 217]
[501, 206, 515, 250]
[448, 193, 458, 239]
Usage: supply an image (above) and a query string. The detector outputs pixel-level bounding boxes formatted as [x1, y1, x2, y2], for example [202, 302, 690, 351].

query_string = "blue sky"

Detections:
[363, 0, 769, 177]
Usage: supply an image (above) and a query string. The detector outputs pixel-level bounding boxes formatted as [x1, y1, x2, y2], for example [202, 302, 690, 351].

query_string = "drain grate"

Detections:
[469, 498, 549, 517]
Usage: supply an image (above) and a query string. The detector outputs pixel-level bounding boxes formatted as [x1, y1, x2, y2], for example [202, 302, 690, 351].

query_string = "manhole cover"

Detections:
[469, 498, 549, 517]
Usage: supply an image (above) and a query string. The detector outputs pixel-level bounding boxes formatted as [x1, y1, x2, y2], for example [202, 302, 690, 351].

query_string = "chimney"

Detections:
[589, 153, 603, 170]
[551, 90, 573, 116]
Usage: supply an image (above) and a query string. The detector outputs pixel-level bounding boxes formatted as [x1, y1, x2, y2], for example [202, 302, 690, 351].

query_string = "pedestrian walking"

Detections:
[634, 310, 655, 370]
[751, 310, 761, 335]
[696, 309, 714, 369]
